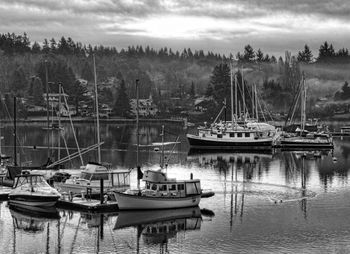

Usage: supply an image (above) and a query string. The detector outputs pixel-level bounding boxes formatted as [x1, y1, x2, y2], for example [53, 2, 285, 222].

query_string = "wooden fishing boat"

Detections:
[113, 169, 201, 210]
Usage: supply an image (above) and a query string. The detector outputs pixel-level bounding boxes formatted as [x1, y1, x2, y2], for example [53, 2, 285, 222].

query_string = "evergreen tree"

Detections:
[69, 80, 88, 114]
[42, 39, 50, 53]
[256, 49, 264, 62]
[243, 45, 255, 62]
[297, 44, 313, 63]
[31, 41, 41, 53]
[113, 79, 131, 117]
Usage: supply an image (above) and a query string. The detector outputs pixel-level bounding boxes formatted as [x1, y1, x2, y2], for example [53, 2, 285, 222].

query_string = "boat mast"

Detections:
[230, 61, 234, 127]
[58, 83, 61, 162]
[241, 66, 245, 120]
[136, 79, 140, 189]
[255, 84, 258, 121]
[13, 96, 17, 166]
[45, 60, 50, 159]
[301, 75, 306, 133]
[251, 83, 255, 119]
[234, 74, 238, 129]
[93, 54, 101, 164]
[161, 125, 165, 168]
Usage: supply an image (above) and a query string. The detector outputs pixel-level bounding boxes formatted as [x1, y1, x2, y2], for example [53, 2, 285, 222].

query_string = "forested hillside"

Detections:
[1, 32, 350, 120]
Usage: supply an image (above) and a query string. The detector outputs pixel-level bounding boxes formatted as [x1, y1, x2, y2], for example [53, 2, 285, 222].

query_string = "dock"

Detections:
[57, 197, 119, 212]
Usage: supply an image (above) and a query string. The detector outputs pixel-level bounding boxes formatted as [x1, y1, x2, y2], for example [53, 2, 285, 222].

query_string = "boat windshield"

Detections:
[15, 175, 49, 188]
[81, 172, 109, 181]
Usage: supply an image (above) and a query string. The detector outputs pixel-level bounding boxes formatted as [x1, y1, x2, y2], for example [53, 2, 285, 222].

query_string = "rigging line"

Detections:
[61, 87, 84, 166]
[165, 135, 180, 165]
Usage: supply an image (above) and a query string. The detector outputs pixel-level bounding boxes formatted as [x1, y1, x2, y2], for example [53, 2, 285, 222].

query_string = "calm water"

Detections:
[1, 122, 350, 253]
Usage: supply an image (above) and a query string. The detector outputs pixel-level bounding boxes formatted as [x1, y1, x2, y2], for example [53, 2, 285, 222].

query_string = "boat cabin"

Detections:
[13, 173, 49, 189]
[141, 170, 201, 197]
[75, 163, 130, 187]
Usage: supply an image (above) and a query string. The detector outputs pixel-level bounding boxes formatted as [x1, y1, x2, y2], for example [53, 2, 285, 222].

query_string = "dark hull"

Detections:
[187, 136, 272, 150]
[9, 195, 60, 207]
[280, 141, 333, 148]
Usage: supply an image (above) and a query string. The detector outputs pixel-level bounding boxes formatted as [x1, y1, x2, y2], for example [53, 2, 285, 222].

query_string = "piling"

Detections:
[100, 179, 104, 204]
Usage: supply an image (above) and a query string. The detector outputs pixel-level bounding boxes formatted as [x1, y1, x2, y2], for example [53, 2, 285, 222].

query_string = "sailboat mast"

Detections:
[230, 61, 234, 127]
[13, 96, 17, 166]
[301, 75, 307, 133]
[255, 84, 258, 121]
[45, 60, 50, 159]
[136, 79, 140, 189]
[241, 66, 245, 120]
[93, 54, 101, 164]
[58, 83, 61, 162]
[251, 83, 254, 119]
[161, 125, 165, 168]
[234, 74, 238, 128]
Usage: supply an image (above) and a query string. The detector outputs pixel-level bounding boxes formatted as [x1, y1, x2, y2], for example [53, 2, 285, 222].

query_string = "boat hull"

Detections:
[280, 138, 333, 148]
[186, 134, 273, 149]
[114, 192, 201, 210]
[9, 194, 60, 207]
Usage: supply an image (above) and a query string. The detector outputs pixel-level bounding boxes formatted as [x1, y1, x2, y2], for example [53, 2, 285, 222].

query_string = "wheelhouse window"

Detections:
[160, 185, 167, 191]
[237, 133, 242, 138]
[217, 134, 222, 138]
[230, 133, 235, 137]
[178, 184, 185, 191]
[169, 184, 176, 191]
[245, 133, 250, 138]
[151, 184, 157, 191]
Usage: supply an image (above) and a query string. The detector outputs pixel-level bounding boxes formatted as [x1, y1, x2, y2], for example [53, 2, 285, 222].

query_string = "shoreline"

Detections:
[1, 116, 186, 125]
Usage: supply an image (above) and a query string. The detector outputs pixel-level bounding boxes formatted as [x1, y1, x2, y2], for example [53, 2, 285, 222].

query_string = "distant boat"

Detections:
[280, 75, 333, 149]
[187, 63, 277, 150]
[9, 172, 61, 207]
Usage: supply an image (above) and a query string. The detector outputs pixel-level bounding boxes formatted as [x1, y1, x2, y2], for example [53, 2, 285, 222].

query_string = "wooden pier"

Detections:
[57, 196, 119, 212]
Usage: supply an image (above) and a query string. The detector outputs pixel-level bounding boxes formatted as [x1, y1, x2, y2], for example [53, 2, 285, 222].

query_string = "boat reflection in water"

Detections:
[114, 206, 203, 246]
[9, 203, 60, 253]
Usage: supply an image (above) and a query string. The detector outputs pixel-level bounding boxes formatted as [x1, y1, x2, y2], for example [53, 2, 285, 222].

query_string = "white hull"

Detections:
[55, 182, 128, 195]
[114, 192, 201, 210]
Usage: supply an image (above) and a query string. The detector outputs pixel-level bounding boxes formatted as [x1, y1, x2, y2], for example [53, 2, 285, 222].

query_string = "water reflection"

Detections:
[114, 206, 203, 252]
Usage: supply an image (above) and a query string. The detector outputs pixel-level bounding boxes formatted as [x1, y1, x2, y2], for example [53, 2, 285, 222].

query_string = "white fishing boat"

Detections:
[114, 169, 202, 210]
[55, 162, 130, 196]
[114, 81, 202, 210]
[9, 172, 61, 207]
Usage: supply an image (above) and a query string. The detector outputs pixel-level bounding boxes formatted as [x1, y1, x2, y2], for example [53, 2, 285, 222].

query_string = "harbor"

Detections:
[0, 121, 349, 253]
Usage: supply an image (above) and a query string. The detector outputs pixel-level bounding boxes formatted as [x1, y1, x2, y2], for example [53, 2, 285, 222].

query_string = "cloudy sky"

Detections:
[1, 0, 349, 57]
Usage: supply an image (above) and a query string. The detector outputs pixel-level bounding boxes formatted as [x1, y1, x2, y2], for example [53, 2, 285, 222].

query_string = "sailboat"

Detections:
[187, 63, 276, 149]
[53, 54, 131, 195]
[280, 75, 333, 149]
[113, 80, 202, 210]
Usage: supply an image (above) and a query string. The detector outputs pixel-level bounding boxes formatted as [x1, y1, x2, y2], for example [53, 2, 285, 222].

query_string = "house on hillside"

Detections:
[130, 96, 158, 117]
